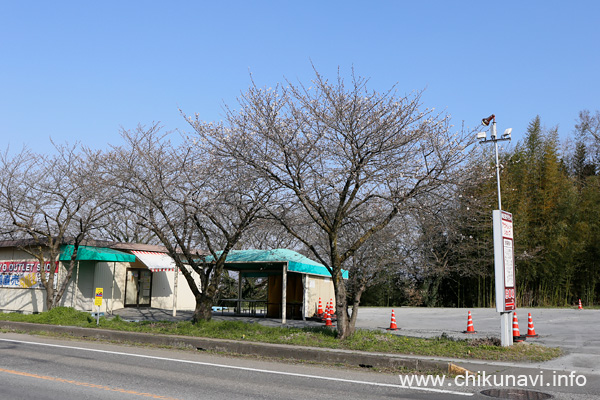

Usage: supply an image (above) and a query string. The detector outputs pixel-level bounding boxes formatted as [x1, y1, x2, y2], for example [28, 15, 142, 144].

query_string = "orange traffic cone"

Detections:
[317, 298, 324, 316]
[387, 309, 398, 330]
[324, 312, 333, 327]
[578, 299, 583, 310]
[321, 301, 329, 321]
[329, 299, 336, 320]
[513, 312, 525, 342]
[526, 313, 539, 338]
[463, 311, 476, 334]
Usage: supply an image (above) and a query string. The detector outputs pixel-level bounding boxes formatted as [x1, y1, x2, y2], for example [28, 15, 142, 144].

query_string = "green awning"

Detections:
[210, 249, 348, 278]
[59, 245, 136, 263]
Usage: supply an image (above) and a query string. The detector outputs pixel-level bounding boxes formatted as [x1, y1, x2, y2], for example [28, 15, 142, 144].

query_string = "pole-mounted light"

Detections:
[481, 114, 495, 126]
[477, 116, 511, 143]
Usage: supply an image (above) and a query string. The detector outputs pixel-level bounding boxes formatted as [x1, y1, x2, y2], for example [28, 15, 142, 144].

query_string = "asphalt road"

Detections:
[1, 332, 599, 400]
[0, 333, 470, 400]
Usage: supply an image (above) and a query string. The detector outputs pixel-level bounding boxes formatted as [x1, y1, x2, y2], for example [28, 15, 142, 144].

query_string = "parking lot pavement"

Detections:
[357, 307, 598, 347]
[357, 307, 600, 374]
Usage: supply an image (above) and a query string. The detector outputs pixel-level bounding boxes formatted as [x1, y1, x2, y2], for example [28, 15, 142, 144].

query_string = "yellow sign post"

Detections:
[94, 288, 103, 306]
[94, 288, 103, 325]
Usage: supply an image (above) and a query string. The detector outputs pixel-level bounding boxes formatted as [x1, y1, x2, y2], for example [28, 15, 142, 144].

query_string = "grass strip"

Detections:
[0, 307, 562, 362]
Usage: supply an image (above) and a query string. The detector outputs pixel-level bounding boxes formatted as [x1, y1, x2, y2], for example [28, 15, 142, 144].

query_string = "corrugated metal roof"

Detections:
[211, 249, 347, 278]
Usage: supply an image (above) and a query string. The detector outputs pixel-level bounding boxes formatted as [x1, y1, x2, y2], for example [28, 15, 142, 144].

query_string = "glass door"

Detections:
[138, 270, 152, 306]
[124, 269, 152, 307]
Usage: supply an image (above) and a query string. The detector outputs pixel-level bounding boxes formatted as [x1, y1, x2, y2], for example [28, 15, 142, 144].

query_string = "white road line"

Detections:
[0, 337, 473, 397]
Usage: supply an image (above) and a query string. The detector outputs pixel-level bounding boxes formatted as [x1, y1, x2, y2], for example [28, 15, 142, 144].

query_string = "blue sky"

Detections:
[1, 1, 598, 154]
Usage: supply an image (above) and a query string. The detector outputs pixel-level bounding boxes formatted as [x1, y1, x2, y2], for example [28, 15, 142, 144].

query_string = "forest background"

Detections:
[365, 111, 600, 309]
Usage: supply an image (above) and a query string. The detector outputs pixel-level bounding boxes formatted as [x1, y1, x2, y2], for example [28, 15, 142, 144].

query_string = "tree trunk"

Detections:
[348, 283, 366, 330]
[192, 272, 222, 323]
[333, 269, 355, 339]
[43, 265, 58, 311]
[45, 282, 56, 311]
[192, 295, 214, 322]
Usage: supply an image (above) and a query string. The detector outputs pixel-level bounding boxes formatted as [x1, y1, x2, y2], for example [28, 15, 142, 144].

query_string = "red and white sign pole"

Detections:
[479, 115, 515, 347]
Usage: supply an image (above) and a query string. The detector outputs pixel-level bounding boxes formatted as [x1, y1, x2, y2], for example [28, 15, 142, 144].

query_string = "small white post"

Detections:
[281, 263, 287, 324]
[302, 274, 307, 321]
[237, 271, 243, 314]
[71, 261, 80, 308]
[172, 266, 178, 317]
[110, 262, 116, 315]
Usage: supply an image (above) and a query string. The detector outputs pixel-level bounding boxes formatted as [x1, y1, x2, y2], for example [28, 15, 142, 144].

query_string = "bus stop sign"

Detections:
[493, 210, 516, 312]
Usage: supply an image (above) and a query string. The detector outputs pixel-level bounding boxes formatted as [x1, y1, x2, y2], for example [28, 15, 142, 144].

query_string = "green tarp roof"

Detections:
[212, 249, 348, 278]
[59, 245, 136, 263]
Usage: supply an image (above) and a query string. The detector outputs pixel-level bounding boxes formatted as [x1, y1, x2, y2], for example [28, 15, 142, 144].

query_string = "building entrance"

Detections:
[124, 268, 152, 307]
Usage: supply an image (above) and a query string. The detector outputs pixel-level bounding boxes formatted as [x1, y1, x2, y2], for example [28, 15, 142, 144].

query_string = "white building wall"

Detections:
[92, 261, 128, 314]
[110, 262, 127, 311]
[0, 247, 50, 313]
[0, 247, 106, 314]
[0, 247, 132, 315]
[150, 269, 198, 311]
[59, 260, 95, 311]
[176, 270, 199, 310]
[304, 275, 335, 318]
[1, 246, 203, 314]
[0, 287, 46, 313]
[58, 260, 129, 314]
[150, 270, 174, 309]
